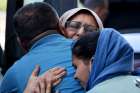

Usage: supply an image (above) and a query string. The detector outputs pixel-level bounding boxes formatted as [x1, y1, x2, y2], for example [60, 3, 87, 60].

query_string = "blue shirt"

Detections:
[0, 34, 84, 93]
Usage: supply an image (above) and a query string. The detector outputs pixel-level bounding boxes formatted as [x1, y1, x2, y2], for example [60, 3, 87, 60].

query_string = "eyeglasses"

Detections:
[65, 21, 99, 32]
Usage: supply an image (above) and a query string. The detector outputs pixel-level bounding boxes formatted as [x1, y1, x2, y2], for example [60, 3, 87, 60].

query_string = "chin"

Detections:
[81, 82, 86, 89]
[73, 36, 79, 40]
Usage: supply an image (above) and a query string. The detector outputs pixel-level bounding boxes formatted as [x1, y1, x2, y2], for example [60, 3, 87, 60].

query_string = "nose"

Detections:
[74, 73, 78, 80]
[76, 27, 84, 37]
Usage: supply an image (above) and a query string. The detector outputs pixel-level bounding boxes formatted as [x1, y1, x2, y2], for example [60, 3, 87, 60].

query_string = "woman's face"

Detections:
[65, 13, 98, 40]
[72, 55, 91, 88]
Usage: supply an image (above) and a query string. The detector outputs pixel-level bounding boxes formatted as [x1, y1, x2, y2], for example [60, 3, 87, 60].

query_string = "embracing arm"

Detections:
[24, 65, 66, 93]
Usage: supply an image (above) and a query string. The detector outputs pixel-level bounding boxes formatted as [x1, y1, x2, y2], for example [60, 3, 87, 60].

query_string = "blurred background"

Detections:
[0, 0, 140, 75]
[0, 0, 7, 50]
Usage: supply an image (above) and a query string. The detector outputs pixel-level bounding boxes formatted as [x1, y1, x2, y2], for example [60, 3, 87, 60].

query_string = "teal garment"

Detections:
[0, 34, 84, 93]
[87, 75, 140, 93]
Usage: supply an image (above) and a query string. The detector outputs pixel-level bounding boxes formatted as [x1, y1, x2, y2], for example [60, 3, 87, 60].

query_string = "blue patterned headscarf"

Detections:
[86, 28, 134, 90]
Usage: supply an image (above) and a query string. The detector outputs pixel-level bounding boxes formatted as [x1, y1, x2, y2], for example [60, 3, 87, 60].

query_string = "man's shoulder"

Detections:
[1, 58, 34, 92]
[31, 34, 73, 50]
[48, 34, 73, 43]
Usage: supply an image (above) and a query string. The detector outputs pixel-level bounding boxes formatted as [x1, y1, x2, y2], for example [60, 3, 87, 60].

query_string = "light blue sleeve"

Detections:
[0, 67, 18, 93]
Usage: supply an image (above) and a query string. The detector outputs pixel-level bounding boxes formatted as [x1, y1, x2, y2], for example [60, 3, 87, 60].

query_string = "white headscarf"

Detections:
[60, 8, 104, 31]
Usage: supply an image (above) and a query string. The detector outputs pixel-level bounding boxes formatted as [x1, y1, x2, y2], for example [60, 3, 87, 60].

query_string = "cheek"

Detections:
[65, 28, 76, 38]
[82, 68, 89, 81]
[78, 66, 89, 83]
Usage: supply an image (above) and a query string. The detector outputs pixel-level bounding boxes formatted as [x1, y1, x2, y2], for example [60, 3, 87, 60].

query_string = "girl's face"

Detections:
[64, 13, 98, 40]
[72, 55, 92, 88]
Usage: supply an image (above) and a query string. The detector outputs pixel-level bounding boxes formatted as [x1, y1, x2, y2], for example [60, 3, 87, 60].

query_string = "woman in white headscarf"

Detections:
[59, 8, 103, 40]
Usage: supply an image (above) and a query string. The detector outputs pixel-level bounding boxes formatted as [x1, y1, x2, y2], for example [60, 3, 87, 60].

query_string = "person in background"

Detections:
[0, 2, 84, 93]
[44, 0, 77, 16]
[78, 0, 109, 22]
[24, 0, 77, 16]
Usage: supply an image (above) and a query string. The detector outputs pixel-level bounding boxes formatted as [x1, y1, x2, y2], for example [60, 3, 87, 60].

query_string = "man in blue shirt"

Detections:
[0, 2, 84, 93]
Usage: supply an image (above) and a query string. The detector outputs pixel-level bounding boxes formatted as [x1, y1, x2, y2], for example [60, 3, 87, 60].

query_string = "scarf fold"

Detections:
[87, 28, 134, 90]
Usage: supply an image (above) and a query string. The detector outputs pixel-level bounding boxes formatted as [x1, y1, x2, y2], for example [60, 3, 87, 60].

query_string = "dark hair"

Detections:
[72, 31, 100, 61]
[14, 2, 59, 49]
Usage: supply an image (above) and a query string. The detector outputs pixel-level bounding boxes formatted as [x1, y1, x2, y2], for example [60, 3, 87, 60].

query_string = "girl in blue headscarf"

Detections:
[72, 28, 140, 93]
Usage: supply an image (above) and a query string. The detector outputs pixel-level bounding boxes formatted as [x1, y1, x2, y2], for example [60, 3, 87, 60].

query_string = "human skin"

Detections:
[24, 65, 66, 93]
[63, 13, 98, 40]
[72, 55, 92, 89]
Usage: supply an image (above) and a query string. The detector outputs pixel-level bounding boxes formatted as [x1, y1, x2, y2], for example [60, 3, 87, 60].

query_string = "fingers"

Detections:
[39, 67, 66, 90]
[46, 82, 52, 93]
[32, 65, 40, 76]
[43, 67, 66, 79]
[31, 78, 41, 93]
[48, 67, 62, 74]
[52, 71, 66, 86]
[53, 78, 61, 86]
[24, 78, 40, 93]
[33, 84, 40, 93]
[47, 67, 66, 84]
[53, 68, 66, 75]
[24, 65, 41, 93]
[53, 71, 66, 81]
[39, 77, 46, 93]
